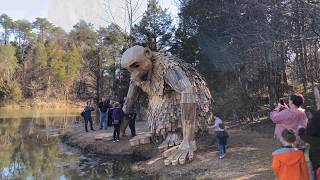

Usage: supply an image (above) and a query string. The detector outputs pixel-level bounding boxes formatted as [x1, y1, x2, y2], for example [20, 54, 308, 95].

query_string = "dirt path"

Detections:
[140, 129, 278, 180]
[62, 121, 280, 179]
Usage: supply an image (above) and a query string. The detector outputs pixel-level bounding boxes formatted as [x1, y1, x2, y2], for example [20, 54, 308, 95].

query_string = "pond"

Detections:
[0, 108, 148, 180]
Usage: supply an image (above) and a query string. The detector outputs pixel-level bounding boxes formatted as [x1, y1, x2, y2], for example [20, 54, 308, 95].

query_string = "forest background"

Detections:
[1, 0, 320, 121]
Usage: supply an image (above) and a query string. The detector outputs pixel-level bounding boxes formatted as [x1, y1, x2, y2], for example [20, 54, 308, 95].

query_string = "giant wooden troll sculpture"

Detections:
[121, 45, 213, 165]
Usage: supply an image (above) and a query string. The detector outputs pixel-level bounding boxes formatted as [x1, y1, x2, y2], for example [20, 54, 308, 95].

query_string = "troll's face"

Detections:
[121, 46, 153, 82]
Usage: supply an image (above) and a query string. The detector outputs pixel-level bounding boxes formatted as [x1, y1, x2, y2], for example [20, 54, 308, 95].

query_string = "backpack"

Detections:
[80, 111, 85, 117]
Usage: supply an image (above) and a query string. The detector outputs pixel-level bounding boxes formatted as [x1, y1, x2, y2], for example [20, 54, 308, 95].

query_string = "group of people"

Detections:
[81, 96, 136, 142]
[270, 94, 319, 180]
[208, 94, 319, 179]
[81, 93, 319, 179]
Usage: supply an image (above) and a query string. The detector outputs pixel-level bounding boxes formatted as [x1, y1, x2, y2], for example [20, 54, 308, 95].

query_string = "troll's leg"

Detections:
[164, 97, 197, 165]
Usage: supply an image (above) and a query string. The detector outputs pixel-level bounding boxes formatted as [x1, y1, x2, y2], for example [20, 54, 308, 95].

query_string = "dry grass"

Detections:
[1, 99, 84, 109]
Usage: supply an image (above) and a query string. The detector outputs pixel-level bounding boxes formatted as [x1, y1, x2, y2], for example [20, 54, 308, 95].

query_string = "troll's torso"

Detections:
[133, 53, 213, 138]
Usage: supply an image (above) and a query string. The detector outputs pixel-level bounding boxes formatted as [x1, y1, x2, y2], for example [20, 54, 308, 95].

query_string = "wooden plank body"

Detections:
[129, 133, 152, 146]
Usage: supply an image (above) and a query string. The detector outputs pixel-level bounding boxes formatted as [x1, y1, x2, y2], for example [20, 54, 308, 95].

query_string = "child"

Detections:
[112, 102, 124, 142]
[272, 128, 310, 180]
[216, 123, 229, 159]
[81, 100, 95, 132]
[208, 115, 223, 147]
[297, 128, 315, 180]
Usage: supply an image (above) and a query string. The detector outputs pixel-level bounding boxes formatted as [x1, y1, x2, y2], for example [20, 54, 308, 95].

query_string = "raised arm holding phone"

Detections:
[270, 94, 308, 141]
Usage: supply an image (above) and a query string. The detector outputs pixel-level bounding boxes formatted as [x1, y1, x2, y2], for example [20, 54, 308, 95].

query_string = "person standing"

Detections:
[98, 97, 110, 130]
[81, 100, 95, 132]
[272, 128, 310, 180]
[208, 115, 223, 147]
[216, 123, 229, 159]
[112, 102, 124, 142]
[297, 128, 316, 180]
[270, 94, 308, 141]
[120, 97, 126, 108]
[128, 113, 136, 137]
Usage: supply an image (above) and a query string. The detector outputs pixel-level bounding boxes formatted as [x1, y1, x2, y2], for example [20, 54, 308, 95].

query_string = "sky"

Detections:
[0, 0, 179, 31]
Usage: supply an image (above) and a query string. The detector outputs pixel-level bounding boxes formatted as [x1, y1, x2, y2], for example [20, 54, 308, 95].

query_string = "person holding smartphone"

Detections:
[270, 94, 308, 141]
[81, 100, 95, 132]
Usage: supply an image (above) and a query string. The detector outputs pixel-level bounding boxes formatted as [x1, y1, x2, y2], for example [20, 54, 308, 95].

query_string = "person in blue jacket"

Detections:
[81, 100, 95, 132]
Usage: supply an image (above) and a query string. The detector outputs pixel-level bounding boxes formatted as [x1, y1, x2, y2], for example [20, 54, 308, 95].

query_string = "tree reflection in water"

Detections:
[0, 112, 79, 179]
[0, 109, 147, 179]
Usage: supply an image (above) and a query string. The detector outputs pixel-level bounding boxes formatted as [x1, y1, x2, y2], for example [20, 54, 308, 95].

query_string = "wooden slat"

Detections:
[163, 146, 178, 158]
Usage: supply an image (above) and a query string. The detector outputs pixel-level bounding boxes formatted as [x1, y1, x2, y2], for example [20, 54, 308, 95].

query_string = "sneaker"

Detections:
[113, 140, 116, 143]
[100, 128, 103, 130]
[117, 139, 120, 142]
[219, 155, 225, 159]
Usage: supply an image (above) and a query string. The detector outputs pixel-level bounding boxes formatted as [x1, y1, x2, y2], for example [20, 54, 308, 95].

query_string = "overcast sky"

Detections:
[0, 0, 179, 31]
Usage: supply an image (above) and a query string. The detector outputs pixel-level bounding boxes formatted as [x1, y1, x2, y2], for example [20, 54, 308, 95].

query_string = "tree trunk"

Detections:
[314, 86, 320, 111]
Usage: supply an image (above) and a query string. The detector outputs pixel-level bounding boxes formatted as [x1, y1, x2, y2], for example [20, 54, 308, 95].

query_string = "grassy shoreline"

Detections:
[0, 99, 84, 109]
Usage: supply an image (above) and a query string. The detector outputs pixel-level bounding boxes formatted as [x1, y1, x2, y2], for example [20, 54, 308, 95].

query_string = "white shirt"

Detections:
[213, 117, 222, 131]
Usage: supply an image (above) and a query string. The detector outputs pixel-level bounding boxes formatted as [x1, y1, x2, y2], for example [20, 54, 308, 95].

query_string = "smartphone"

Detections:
[279, 98, 285, 105]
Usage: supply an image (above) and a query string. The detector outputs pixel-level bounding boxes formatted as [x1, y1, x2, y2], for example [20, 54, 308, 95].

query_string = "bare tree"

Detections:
[104, 0, 143, 37]
[124, 0, 144, 34]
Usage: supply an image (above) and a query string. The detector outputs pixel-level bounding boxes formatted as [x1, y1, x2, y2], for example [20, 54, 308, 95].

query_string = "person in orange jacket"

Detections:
[272, 128, 310, 180]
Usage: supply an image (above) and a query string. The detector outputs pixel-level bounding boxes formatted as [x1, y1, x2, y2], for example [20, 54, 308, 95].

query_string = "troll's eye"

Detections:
[129, 62, 140, 69]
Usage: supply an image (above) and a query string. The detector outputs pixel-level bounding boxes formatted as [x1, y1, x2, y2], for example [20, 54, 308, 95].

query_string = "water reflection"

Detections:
[0, 109, 146, 180]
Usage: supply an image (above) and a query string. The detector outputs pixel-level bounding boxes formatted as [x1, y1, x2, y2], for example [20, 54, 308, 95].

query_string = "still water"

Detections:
[0, 108, 147, 180]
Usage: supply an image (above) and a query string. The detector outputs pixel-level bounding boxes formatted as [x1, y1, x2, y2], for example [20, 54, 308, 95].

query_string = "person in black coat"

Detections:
[128, 113, 136, 137]
[81, 100, 95, 132]
[98, 97, 110, 130]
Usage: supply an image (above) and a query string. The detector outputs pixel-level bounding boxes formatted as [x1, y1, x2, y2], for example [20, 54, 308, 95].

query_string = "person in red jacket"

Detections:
[317, 167, 320, 180]
[272, 128, 310, 180]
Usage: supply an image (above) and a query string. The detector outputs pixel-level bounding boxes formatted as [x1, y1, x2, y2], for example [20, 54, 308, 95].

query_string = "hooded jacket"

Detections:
[272, 147, 310, 180]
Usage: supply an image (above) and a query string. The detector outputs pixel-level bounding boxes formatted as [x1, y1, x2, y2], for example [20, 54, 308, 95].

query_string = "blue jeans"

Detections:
[209, 132, 218, 146]
[100, 111, 108, 129]
[219, 144, 226, 156]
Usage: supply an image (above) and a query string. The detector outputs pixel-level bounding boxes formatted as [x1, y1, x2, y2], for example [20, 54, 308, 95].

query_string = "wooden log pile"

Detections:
[129, 133, 152, 146]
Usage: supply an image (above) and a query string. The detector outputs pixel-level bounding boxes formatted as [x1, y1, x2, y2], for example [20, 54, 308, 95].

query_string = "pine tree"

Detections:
[0, 45, 18, 82]
[28, 42, 49, 97]
[65, 44, 81, 81]
[0, 45, 22, 101]
[32, 18, 54, 41]
[12, 19, 33, 63]
[34, 42, 48, 69]
[0, 14, 15, 44]
[132, 0, 174, 51]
